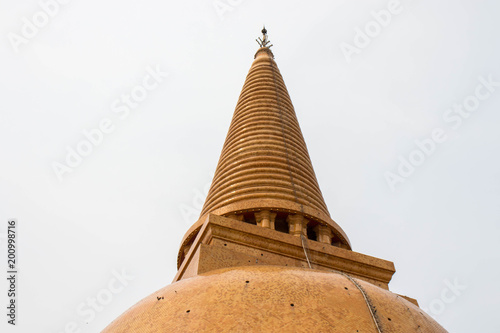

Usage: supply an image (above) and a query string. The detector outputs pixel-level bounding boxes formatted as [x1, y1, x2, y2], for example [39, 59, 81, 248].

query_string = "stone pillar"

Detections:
[332, 240, 342, 248]
[315, 225, 333, 244]
[183, 244, 191, 257]
[270, 212, 277, 229]
[226, 214, 244, 221]
[287, 214, 307, 237]
[255, 210, 277, 229]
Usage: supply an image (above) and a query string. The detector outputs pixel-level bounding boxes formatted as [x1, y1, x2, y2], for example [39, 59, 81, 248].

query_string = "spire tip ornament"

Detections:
[256, 26, 273, 49]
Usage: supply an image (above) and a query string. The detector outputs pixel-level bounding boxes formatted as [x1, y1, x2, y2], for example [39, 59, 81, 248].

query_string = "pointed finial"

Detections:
[256, 25, 273, 49]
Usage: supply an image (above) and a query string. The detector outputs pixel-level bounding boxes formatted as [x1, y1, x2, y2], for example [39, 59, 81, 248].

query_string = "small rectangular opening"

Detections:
[307, 224, 317, 241]
[274, 213, 289, 233]
[243, 212, 256, 225]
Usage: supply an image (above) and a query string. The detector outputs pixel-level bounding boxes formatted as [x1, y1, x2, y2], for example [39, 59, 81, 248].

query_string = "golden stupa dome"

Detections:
[103, 266, 447, 332]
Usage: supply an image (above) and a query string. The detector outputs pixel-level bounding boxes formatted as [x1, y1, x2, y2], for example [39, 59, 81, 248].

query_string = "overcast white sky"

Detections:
[1, 0, 499, 332]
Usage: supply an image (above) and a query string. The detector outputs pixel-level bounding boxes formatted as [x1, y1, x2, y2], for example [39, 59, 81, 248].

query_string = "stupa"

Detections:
[103, 28, 447, 333]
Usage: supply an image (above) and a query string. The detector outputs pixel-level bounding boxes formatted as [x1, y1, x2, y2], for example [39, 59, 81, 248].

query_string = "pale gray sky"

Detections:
[1, 0, 499, 332]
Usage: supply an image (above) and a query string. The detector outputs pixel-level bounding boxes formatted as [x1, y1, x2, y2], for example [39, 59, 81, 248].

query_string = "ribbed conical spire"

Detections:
[194, 32, 350, 249]
[200, 48, 327, 217]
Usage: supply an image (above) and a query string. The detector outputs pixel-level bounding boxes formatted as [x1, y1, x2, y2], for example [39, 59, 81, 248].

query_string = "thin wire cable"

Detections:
[338, 271, 383, 333]
[300, 234, 312, 269]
